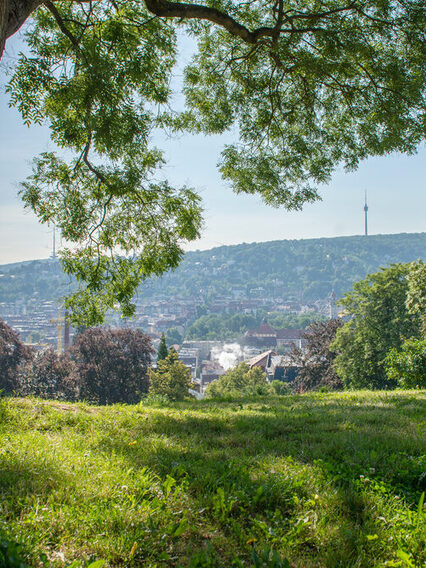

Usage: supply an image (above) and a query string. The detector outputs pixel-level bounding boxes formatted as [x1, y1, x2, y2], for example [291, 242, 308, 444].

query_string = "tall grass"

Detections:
[0, 391, 424, 567]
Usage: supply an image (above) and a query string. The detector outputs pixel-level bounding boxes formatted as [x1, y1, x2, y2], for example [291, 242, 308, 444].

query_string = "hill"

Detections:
[0, 233, 425, 305]
[146, 232, 426, 302]
[1, 392, 424, 567]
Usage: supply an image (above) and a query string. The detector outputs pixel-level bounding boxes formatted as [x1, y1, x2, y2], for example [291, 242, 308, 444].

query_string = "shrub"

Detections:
[270, 380, 291, 395]
[291, 319, 343, 393]
[148, 350, 193, 401]
[386, 337, 426, 389]
[18, 348, 79, 401]
[206, 363, 273, 398]
[70, 327, 154, 404]
[0, 318, 33, 395]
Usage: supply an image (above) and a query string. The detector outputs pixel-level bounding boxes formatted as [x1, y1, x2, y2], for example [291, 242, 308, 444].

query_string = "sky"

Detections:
[0, 31, 425, 265]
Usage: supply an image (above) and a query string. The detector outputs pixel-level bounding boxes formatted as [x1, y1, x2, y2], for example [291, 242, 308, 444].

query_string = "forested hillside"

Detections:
[147, 233, 426, 301]
[0, 233, 425, 304]
[0, 259, 70, 303]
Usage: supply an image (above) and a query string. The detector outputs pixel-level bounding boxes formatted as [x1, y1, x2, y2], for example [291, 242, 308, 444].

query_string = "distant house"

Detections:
[245, 321, 277, 347]
[248, 350, 300, 383]
[199, 361, 226, 392]
[275, 328, 304, 352]
[245, 321, 304, 351]
[248, 350, 277, 373]
[154, 318, 177, 333]
[178, 347, 200, 378]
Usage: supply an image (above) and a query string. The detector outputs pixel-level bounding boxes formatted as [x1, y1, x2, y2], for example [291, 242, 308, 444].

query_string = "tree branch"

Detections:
[1, 0, 361, 59]
[43, 1, 81, 49]
[144, 0, 275, 44]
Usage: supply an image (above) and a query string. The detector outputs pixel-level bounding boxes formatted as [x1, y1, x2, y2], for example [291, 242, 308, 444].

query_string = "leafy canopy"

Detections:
[5, 0, 426, 324]
[205, 362, 272, 398]
[406, 260, 426, 334]
[386, 336, 426, 389]
[331, 262, 424, 389]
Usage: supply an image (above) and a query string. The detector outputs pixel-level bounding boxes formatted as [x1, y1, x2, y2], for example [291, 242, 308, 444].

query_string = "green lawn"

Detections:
[0, 391, 425, 567]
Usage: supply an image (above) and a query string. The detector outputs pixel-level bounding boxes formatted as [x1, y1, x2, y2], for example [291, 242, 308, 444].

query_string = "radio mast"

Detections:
[364, 191, 368, 236]
[51, 224, 56, 259]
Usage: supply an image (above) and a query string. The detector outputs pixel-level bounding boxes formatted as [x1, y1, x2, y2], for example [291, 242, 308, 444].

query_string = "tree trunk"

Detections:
[0, 0, 42, 58]
[0, 0, 8, 57]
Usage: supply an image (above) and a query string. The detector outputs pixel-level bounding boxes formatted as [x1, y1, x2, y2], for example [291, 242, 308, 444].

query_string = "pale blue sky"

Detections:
[1, 31, 425, 265]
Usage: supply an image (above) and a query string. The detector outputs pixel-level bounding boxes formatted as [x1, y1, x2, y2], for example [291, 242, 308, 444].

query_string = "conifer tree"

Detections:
[149, 350, 192, 401]
[157, 334, 168, 361]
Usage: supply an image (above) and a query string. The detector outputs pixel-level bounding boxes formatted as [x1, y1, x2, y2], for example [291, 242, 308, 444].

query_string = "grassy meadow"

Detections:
[0, 391, 425, 567]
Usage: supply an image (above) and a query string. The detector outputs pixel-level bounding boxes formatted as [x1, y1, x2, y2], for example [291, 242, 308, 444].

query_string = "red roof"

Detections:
[275, 329, 304, 339]
[248, 350, 277, 369]
[247, 322, 276, 336]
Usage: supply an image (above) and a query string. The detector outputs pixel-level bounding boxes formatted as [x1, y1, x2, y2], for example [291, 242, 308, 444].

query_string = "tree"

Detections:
[331, 264, 422, 390]
[0, 318, 33, 394]
[157, 333, 168, 361]
[205, 362, 273, 398]
[2, 1, 425, 324]
[267, 311, 326, 331]
[165, 327, 183, 347]
[386, 337, 426, 389]
[70, 327, 154, 404]
[18, 348, 79, 400]
[406, 260, 426, 334]
[291, 318, 343, 393]
[148, 350, 192, 401]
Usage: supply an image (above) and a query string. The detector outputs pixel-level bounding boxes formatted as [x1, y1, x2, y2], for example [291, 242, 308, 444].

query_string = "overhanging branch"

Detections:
[1, 0, 361, 60]
[144, 0, 275, 44]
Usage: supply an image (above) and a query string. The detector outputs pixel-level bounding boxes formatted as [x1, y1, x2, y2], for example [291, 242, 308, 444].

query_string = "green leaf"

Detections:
[417, 492, 425, 530]
[396, 550, 414, 567]
[86, 561, 106, 568]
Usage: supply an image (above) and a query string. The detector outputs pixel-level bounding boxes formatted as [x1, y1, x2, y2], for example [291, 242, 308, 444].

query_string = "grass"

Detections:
[0, 391, 425, 567]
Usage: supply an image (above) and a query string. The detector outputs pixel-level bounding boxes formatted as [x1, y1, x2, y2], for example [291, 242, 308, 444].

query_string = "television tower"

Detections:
[364, 190, 368, 236]
[51, 224, 56, 259]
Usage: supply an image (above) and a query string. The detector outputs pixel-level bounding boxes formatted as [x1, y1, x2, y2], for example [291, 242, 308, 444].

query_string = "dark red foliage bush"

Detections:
[19, 348, 79, 401]
[291, 319, 344, 393]
[70, 327, 154, 405]
[0, 318, 33, 395]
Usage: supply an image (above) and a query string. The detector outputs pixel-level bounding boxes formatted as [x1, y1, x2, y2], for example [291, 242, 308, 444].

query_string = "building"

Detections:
[248, 350, 277, 373]
[248, 350, 300, 383]
[244, 321, 304, 351]
[178, 347, 200, 378]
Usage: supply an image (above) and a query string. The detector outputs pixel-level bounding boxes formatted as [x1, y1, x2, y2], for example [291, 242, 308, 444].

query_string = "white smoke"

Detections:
[210, 343, 251, 371]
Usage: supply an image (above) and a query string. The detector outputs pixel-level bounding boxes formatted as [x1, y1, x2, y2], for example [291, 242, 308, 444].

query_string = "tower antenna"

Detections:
[364, 190, 368, 237]
[52, 224, 56, 259]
